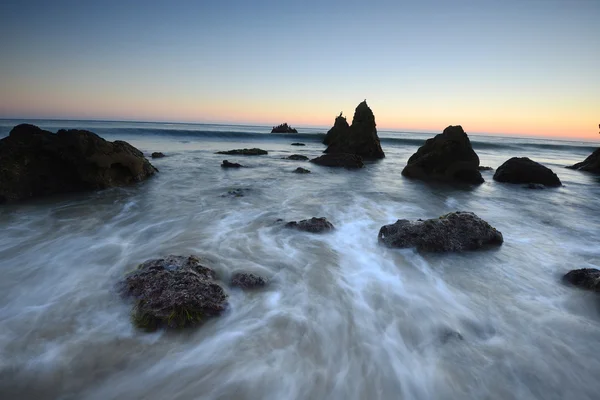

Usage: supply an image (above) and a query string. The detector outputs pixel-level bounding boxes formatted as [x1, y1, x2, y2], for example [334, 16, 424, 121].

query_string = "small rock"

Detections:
[221, 188, 250, 197]
[310, 154, 364, 169]
[282, 154, 309, 161]
[151, 152, 166, 158]
[285, 217, 335, 233]
[493, 157, 561, 187]
[562, 268, 600, 292]
[221, 160, 243, 168]
[291, 143, 306, 146]
[230, 272, 268, 289]
[293, 167, 311, 174]
[216, 148, 268, 156]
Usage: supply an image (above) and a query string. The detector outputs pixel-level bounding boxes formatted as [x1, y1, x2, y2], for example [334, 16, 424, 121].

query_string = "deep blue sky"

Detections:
[0, 0, 598, 137]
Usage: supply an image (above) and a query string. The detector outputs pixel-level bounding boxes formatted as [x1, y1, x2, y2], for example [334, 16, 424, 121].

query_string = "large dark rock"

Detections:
[216, 148, 268, 156]
[271, 123, 298, 133]
[285, 217, 334, 233]
[567, 148, 600, 174]
[493, 157, 561, 187]
[401, 125, 483, 184]
[230, 272, 268, 289]
[378, 211, 503, 252]
[323, 113, 350, 146]
[562, 268, 600, 292]
[0, 124, 157, 203]
[310, 154, 364, 169]
[324, 102, 385, 159]
[120, 255, 228, 331]
[282, 154, 309, 161]
[221, 160, 243, 168]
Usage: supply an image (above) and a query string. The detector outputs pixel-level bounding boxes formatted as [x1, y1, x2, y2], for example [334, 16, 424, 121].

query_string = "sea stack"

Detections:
[323, 113, 350, 145]
[401, 125, 483, 184]
[324, 101, 385, 159]
[0, 124, 157, 203]
[271, 123, 298, 133]
[567, 148, 600, 174]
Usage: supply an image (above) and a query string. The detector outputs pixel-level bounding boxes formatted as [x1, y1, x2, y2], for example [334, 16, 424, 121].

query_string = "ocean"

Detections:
[1, 119, 599, 400]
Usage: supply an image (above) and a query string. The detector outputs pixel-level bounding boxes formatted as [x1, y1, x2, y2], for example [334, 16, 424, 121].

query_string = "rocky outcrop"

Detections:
[282, 154, 309, 161]
[378, 211, 503, 252]
[293, 167, 311, 174]
[230, 272, 268, 289]
[493, 157, 561, 187]
[401, 126, 483, 184]
[120, 255, 228, 331]
[271, 123, 298, 133]
[151, 152, 165, 158]
[310, 154, 364, 169]
[221, 160, 243, 168]
[567, 148, 600, 173]
[285, 217, 334, 233]
[216, 148, 268, 156]
[562, 268, 600, 292]
[0, 124, 157, 203]
[324, 102, 385, 159]
[291, 143, 306, 146]
[323, 113, 350, 145]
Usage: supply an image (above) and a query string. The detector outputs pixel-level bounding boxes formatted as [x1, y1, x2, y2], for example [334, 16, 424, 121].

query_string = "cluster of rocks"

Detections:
[271, 123, 298, 134]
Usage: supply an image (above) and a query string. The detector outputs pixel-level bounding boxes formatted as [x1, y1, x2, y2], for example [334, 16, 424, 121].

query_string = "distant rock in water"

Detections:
[291, 142, 305, 146]
[271, 123, 298, 133]
[0, 124, 157, 203]
[567, 148, 600, 174]
[324, 102, 385, 159]
[478, 166, 493, 171]
[230, 272, 268, 289]
[221, 160, 243, 168]
[493, 157, 561, 187]
[216, 148, 268, 156]
[151, 152, 166, 158]
[310, 154, 364, 169]
[285, 217, 334, 233]
[293, 167, 311, 174]
[524, 183, 546, 190]
[323, 113, 350, 146]
[120, 255, 228, 331]
[401, 125, 483, 184]
[220, 188, 250, 197]
[282, 154, 309, 161]
[378, 211, 503, 252]
[562, 268, 600, 292]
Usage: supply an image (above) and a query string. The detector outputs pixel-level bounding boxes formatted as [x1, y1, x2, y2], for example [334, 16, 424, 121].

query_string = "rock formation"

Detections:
[285, 217, 334, 233]
[271, 123, 298, 133]
[567, 148, 600, 174]
[120, 255, 228, 331]
[493, 157, 561, 187]
[310, 154, 364, 169]
[151, 152, 165, 158]
[0, 124, 157, 203]
[324, 102, 385, 159]
[216, 148, 268, 156]
[291, 143, 306, 146]
[401, 125, 483, 184]
[221, 160, 243, 168]
[562, 268, 600, 292]
[378, 211, 503, 252]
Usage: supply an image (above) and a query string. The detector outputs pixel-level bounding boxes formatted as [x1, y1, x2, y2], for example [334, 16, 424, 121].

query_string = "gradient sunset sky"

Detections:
[0, 0, 598, 139]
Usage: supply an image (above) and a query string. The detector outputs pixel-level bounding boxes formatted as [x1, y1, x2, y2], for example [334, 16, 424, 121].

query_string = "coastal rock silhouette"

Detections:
[324, 101, 385, 159]
[493, 157, 561, 187]
[285, 217, 335, 233]
[310, 154, 364, 168]
[120, 255, 228, 331]
[567, 148, 600, 174]
[271, 123, 297, 133]
[0, 124, 157, 203]
[401, 125, 483, 184]
[378, 211, 503, 252]
[216, 148, 268, 156]
[562, 268, 600, 292]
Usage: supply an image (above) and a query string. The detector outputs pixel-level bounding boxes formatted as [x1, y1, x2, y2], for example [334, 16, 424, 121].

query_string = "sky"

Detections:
[0, 0, 598, 139]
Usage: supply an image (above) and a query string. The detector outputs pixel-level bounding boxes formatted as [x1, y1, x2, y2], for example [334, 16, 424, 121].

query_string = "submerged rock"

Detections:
[221, 160, 243, 168]
[271, 123, 298, 133]
[324, 102, 385, 159]
[402, 125, 483, 184]
[0, 124, 157, 203]
[493, 157, 561, 187]
[293, 167, 311, 174]
[291, 143, 305, 146]
[216, 148, 268, 156]
[285, 217, 335, 233]
[478, 166, 493, 171]
[378, 211, 503, 252]
[151, 152, 166, 158]
[282, 154, 309, 161]
[120, 255, 228, 331]
[221, 188, 250, 197]
[230, 272, 268, 289]
[567, 148, 600, 174]
[310, 154, 364, 169]
[323, 113, 350, 146]
[562, 268, 600, 292]
[525, 183, 546, 190]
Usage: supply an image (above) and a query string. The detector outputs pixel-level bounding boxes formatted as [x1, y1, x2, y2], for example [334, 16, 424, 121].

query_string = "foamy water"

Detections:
[1, 121, 599, 399]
